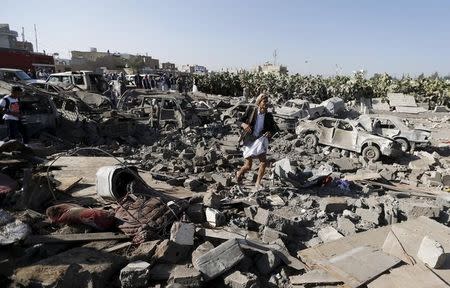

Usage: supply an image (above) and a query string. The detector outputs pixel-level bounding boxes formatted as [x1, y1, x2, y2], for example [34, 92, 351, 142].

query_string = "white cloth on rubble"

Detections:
[242, 136, 268, 159]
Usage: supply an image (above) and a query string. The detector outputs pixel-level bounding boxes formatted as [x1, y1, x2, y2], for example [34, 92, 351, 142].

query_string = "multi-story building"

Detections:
[71, 48, 159, 71]
[254, 62, 288, 75]
[161, 62, 177, 71]
[181, 64, 208, 74]
[0, 24, 34, 52]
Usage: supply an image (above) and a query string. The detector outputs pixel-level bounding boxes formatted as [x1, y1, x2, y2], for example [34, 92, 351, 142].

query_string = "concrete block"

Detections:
[203, 191, 222, 208]
[186, 203, 205, 223]
[192, 241, 215, 268]
[318, 226, 344, 243]
[319, 197, 348, 213]
[194, 239, 245, 280]
[356, 207, 381, 225]
[224, 271, 258, 288]
[256, 250, 282, 274]
[120, 261, 151, 288]
[154, 240, 190, 264]
[211, 173, 231, 187]
[205, 207, 226, 227]
[262, 226, 287, 244]
[148, 263, 176, 281]
[337, 217, 356, 236]
[169, 265, 202, 287]
[404, 202, 441, 219]
[130, 240, 160, 262]
[170, 222, 195, 246]
[417, 236, 447, 268]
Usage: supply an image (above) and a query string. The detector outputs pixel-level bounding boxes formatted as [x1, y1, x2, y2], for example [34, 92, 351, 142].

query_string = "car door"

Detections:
[317, 119, 337, 145]
[333, 120, 357, 151]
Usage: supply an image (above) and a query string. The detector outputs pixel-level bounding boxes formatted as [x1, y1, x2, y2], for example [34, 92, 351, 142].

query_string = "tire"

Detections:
[362, 145, 381, 161]
[395, 138, 410, 152]
[304, 133, 318, 148]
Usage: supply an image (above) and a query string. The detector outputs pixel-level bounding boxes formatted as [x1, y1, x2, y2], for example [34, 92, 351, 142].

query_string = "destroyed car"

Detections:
[0, 81, 57, 139]
[117, 90, 203, 129]
[0, 68, 39, 84]
[358, 114, 431, 152]
[275, 99, 327, 120]
[47, 71, 109, 93]
[296, 117, 400, 161]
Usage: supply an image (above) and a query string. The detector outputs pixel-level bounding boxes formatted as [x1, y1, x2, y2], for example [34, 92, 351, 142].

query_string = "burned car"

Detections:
[275, 99, 327, 120]
[117, 90, 203, 129]
[358, 114, 431, 152]
[296, 117, 400, 161]
[0, 81, 57, 140]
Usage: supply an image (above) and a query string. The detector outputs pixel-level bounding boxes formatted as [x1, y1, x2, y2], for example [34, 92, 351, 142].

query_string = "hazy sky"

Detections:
[2, 0, 449, 75]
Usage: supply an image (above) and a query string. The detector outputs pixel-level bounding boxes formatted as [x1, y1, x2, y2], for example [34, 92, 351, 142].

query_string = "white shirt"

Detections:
[0, 96, 20, 121]
[253, 112, 265, 137]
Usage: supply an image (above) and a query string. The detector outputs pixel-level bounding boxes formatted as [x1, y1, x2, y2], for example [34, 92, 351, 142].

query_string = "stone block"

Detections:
[170, 222, 195, 246]
[262, 226, 287, 244]
[194, 239, 245, 280]
[224, 271, 259, 288]
[318, 226, 344, 243]
[256, 250, 282, 274]
[203, 191, 222, 208]
[206, 207, 226, 227]
[211, 173, 231, 187]
[186, 203, 205, 223]
[169, 265, 202, 287]
[184, 178, 207, 192]
[154, 240, 191, 264]
[404, 202, 441, 219]
[148, 263, 176, 281]
[130, 240, 160, 262]
[319, 197, 348, 213]
[120, 261, 151, 288]
[356, 207, 381, 225]
[337, 217, 356, 236]
[417, 236, 447, 268]
[192, 241, 215, 268]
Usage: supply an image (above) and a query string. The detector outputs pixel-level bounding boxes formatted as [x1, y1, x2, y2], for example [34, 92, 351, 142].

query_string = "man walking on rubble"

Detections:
[0, 86, 28, 143]
[236, 93, 278, 191]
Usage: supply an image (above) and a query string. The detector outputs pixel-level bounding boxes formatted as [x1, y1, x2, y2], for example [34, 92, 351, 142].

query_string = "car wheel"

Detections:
[395, 138, 410, 152]
[362, 145, 381, 161]
[304, 133, 318, 148]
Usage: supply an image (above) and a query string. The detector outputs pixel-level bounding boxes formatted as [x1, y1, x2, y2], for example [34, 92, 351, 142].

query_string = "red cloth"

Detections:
[46, 203, 115, 231]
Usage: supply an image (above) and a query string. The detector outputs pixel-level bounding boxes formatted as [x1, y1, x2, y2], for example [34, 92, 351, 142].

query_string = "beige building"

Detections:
[0, 24, 34, 52]
[71, 48, 159, 71]
[254, 62, 288, 75]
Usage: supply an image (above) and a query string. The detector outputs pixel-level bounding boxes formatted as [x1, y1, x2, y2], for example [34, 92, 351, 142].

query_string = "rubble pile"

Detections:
[2, 84, 450, 287]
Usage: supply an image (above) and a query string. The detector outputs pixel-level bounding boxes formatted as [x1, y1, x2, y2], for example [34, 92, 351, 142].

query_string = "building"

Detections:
[181, 64, 208, 74]
[254, 62, 288, 75]
[161, 62, 177, 71]
[0, 24, 34, 52]
[71, 48, 159, 72]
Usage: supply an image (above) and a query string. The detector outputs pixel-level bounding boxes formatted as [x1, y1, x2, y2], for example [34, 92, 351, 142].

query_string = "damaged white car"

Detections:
[296, 117, 401, 161]
[358, 114, 431, 152]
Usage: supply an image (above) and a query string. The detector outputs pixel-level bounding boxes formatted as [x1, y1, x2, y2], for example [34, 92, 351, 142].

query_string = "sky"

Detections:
[1, 0, 450, 76]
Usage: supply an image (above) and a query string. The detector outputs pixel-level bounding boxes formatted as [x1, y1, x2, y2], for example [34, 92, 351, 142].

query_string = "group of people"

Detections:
[26, 69, 52, 80]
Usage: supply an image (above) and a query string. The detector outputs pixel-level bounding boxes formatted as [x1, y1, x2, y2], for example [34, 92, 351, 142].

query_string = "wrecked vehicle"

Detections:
[320, 96, 346, 115]
[0, 81, 57, 139]
[117, 90, 203, 129]
[358, 114, 431, 152]
[47, 71, 109, 93]
[0, 68, 39, 84]
[275, 99, 327, 120]
[296, 117, 400, 161]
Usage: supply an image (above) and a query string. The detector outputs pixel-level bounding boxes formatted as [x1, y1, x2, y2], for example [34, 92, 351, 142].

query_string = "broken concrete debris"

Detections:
[2, 82, 450, 287]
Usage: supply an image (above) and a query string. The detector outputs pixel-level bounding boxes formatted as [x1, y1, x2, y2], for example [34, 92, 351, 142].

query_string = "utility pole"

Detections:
[273, 49, 277, 66]
[21, 27, 25, 43]
[34, 24, 38, 52]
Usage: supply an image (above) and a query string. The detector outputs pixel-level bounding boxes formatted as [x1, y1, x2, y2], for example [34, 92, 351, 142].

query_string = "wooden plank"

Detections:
[25, 232, 129, 244]
[55, 176, 83, 193]
[104, 241, 133, 252]
[344, 173, 381, 181]
[316, 246, 400, 288]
